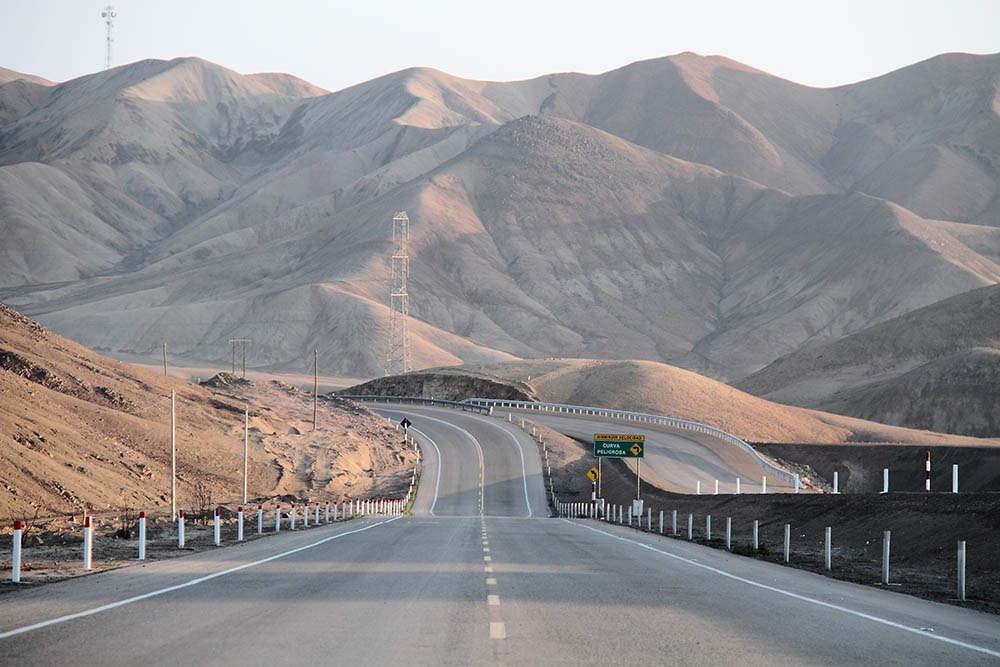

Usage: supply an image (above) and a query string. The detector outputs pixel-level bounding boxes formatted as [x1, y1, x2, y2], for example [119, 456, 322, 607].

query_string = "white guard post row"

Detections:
[555, 501, 971, 601]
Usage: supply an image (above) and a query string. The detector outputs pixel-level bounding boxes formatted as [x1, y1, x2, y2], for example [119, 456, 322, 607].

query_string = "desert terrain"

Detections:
[0, 303, 416, 521]
[735, 283, 1000, 436]
[1, 52, 998, 382]
[344, 359, 1000, 446]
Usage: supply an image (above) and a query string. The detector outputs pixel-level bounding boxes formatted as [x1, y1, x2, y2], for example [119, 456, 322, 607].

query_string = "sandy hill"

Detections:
[0, 67, 53, 86]
[0, 303, 415, 518]
[734, 283, 1000, 436]
[1, 52, 999, 381]
[345, 358, 1000, 447]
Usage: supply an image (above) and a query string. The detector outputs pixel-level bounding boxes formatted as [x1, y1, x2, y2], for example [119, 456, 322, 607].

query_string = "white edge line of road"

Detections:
[0, 516, 404, 641]
[566, 519, 1000, 659]
[408, 426, 442, 516]
[407, 413, 485, 516]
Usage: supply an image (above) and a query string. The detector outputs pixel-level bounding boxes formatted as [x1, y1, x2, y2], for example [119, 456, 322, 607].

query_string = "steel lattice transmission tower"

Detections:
[101, 6, 117, 70]
[386, 211, 412, 375]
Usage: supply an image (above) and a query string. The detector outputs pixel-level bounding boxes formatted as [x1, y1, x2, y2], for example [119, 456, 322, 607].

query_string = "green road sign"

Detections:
[594, 434, 645, 458]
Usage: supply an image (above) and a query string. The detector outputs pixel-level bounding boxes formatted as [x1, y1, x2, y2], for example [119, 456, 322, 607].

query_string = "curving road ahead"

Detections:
[498, 408, 798, 494]
[1, 404, 998, 665]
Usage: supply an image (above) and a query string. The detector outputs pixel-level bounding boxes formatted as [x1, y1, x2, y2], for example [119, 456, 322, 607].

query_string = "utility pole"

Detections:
[170, 390, 176, 522]
[313, 350, 318, 432]
[228, 338, 252, 378]
[243, 405, 249, 504]
[162, 342, 167, 376]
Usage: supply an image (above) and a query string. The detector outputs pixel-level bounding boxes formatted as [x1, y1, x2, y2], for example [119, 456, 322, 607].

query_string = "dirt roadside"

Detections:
[0, 504, 373, 591]
[520, 416, 1000, 614]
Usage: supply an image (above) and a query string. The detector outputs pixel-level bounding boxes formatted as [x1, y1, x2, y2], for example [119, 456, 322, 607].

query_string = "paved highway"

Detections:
[1, 404, 998, 665]
[501, 409, 797, 494]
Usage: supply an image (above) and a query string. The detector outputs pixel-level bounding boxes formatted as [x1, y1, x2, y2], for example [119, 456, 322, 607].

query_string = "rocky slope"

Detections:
[734, 283, 1000, 436]
[0, 303, 415, 518]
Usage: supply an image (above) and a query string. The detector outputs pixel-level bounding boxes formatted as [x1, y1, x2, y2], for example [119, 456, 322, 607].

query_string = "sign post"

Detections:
[594, 434, 645, 514]
[587, 467, 600, 502]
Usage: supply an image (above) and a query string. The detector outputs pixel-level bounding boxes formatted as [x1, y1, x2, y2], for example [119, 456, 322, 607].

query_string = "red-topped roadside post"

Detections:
[11, 521, 22, 583]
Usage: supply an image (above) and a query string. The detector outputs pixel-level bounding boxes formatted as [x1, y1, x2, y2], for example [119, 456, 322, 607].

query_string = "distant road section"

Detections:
[501, 409, 797, 493]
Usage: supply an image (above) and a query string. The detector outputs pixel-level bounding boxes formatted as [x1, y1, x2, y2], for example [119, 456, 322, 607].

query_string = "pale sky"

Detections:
[2, 0, 998, 92]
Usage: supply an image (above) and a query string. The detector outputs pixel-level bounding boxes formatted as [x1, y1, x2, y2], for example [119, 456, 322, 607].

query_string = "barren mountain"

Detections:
[0, 303, 416, 518]
[734, 283, 1000, 436]
[1, 52, 998, 380]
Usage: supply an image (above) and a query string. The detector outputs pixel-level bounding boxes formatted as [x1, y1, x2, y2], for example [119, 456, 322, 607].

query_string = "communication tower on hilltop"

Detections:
[101, 6, 117, 70]
[386, 211, 412, 375]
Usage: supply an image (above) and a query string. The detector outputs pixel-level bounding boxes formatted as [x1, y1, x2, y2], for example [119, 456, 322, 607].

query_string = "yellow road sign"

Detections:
[586, 467, 600, 482]
[629, 443, 643, 456]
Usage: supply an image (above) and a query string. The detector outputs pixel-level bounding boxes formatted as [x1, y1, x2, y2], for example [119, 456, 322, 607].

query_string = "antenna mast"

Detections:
[386, 211, 412, 375]
[101, 6, 117, 70]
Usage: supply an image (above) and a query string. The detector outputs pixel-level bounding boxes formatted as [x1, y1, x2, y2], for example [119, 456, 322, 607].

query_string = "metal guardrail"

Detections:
[338, 395, 492, 414]
[339, 393, 795, 484]
[459, 398, 797, 484]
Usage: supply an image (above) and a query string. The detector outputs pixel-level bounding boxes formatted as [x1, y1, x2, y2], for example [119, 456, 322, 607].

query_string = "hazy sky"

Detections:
[3, 0, 998, 91]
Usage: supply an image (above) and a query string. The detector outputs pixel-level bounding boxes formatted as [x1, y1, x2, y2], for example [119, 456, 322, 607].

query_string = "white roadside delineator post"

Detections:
[325, 503, 330, 523]
[953, 465, 959, 494]
[761, 477, 767, 494]
[257, 505, 263, 534]
[736, 478, 741, 495]
[12, 521, 22, 583]
[138, 512, 146, 560]
[714, 479, 719, 495]
[882, 530, 891, 585]
[753, 520, 759, 551]
[659, 510, 664, 534]
[687, 514, 693, 540]
[706, 515, 712, 541]
[290, 504, 296, 529]
[696, 480, 701, 495]
[647, 507, 652, 531]
[726, 517, 732, 551]
[957, 540, 966, 601]
[83, 516, 93, 570]
[672, 510, 678, 536]
[178, 509, 185, 548]
[214, 507, 221, 546]
[784, 524, 790, 563]
[237, 507, 244, 542]
[825, 527, 832, 570]
[881, 468, 889, 494]
[833, 472, 840, 494]
[795, 474, 800, 494]
[303, 503, 309, 527]
[275, 505, 282, 532]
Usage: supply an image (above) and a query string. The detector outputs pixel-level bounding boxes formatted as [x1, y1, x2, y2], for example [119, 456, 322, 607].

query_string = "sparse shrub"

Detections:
[193, 481, 213, 525]
[116, 504, 138, 539]
[732, 542, 771, 557]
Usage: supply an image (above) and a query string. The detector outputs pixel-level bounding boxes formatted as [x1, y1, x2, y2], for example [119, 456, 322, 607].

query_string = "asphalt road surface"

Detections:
[1, 404, 998, 665]
[504, 409, 796, 494]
